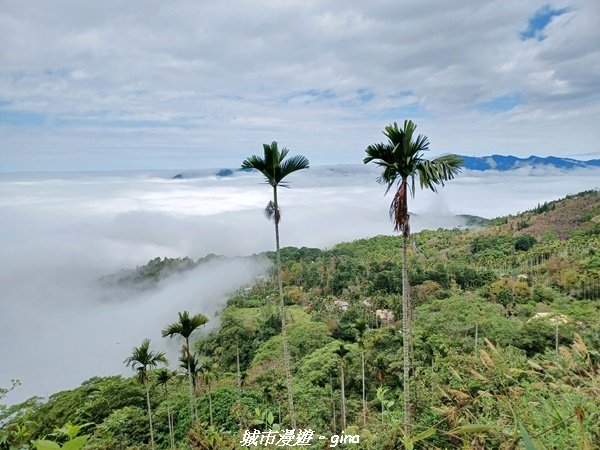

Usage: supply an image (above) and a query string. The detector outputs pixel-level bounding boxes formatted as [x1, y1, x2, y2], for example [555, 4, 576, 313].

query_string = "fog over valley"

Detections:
[1, 165, 599, 403]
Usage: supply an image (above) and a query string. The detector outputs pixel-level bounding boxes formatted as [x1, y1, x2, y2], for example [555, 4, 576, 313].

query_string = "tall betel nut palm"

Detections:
[124, 338, 168, 450]
[242, 141, 309, 428]
[155, 368, 176, 449]
[161, 311, 208, 420]
[364, 120, 462, 437]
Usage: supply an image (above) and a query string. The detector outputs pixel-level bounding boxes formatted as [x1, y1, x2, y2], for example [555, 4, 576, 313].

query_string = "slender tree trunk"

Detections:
[273, 186, 296, 428]
[169, 408, 175, 449]
[340, 362, 346, 430]
[402, 228, 412, 437]
[361, 348, 366, 428]
[164, 386, 175, 449]
[207, 381, 213, 426]
[168, 405, 174, 449]
[185, 338, 197, 420]
[330, 373, 336, 433]
[144, 379, 156, 450]
[236, 337, 243, 427]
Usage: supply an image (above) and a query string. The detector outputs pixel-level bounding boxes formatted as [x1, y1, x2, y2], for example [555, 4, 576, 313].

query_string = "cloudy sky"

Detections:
[1, 0, 600, 171]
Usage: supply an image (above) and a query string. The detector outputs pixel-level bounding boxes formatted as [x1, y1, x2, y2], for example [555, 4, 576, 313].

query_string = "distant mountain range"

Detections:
[170, 155, 600, 179]
[460, 155, 600, 171]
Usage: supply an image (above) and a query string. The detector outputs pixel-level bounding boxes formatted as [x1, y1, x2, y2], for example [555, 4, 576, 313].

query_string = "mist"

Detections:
[1, 164, 599, 403]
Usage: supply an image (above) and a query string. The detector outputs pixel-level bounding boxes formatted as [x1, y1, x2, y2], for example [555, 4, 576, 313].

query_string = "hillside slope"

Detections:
[491, 189, 600, 239]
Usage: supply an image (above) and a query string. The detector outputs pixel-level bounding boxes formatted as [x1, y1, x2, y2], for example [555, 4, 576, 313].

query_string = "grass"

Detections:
[222, 305, 310, 331]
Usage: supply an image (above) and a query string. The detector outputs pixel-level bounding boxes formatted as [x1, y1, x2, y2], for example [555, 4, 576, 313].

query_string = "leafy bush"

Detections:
[515, 234, 536, 251]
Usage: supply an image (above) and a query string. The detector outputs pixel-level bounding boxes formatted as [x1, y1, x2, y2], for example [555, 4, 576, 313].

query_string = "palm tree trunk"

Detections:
[164, 386, 175, 449]
[340, 363, 346, 430]
[168, 404, 174, 449]
[361, 348, 366, 428]
[144, 379, 156, 450]
[169, 409, 175, 449]
[185, 338, 197, 420]
[273, 186, 296, 428]
[236, 337, 243, 428]
[207, 381, 213, 426]
[402, 228, 411, 438]
[330, 373, 336, 433]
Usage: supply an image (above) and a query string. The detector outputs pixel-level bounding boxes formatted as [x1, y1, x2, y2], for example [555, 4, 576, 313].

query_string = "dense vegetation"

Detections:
[2, 187, 600, 449]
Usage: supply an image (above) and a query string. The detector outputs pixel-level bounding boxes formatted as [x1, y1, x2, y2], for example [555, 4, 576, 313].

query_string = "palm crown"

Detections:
[124, 339, 168, 383]
[241, 141, 309, 188]
[154, 367, 174, 388]
[161, 311, 208, 341]
[364, 120, 462, 232]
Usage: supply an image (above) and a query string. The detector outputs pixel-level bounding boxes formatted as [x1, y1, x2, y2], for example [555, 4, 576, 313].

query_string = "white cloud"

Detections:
[1, 166, 599, 403]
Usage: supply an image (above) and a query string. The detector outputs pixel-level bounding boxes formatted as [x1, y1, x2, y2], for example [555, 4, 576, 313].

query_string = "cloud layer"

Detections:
[1, 166, 599, 402]
[1, 1, 600, 170]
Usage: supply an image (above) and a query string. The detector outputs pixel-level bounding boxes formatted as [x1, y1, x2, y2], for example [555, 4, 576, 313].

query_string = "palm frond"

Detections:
[363, 143, 398, 191]
[277, 146, 290, 164]
[242, 141, 309, 188]
[335, 343, 350, 359]
[264, 200, 280, 223]
[383, 122, 404, 147]
[154, 368, 174, 387]
[161, 322, 183, 338]
[415, 155, 463, 192]
[364, 120, 463, 233]
[179, 349, 199, 381]
[390, 180, 410, 233]
[162, 311, 208, 339]
[124, 339, 168, 383]
[241, 155, 266, 171]
[278, 154, 310, 183]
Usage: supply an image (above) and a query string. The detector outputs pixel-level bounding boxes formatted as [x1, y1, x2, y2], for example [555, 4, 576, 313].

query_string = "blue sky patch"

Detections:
[356, 89, 375, 103]
[285, 89, 337, 103]
[521, 5, 571, 41]
[476, 93, 523, 112]
[375, 102, 427, 121]
[0, 110, 46, 126]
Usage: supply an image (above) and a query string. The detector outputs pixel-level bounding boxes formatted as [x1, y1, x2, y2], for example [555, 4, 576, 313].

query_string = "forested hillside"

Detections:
[2, 190, 599, 449]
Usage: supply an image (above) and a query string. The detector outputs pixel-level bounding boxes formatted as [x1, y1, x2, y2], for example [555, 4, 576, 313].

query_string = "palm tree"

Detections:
[242, 142, 309, 428]
[124, 339, 167, 450]
[178, 349, 200, 389]
[199, 359, 217, 427]
[354, 318, 368, 427]
[162, 311, 208, 420]
[364, 120, 463, 436]
[155, 368, 175, 449]
[334, 343, 350, 430]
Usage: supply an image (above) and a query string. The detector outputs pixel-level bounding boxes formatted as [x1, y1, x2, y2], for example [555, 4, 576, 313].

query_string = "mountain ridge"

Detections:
[460, 154, 600, 171]
[168, 155, 600, 179]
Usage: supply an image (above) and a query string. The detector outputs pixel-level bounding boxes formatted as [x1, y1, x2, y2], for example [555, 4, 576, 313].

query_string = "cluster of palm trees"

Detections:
[125, 119, 462, 445]
[124, 311, 208, 450]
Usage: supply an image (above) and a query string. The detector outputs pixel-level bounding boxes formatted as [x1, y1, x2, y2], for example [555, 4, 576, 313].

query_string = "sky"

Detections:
[1, 166, 599, 402]
[1, 0, 600, 171]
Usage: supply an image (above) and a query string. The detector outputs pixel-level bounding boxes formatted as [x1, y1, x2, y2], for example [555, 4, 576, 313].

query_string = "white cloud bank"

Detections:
[0, 165, 599, 402]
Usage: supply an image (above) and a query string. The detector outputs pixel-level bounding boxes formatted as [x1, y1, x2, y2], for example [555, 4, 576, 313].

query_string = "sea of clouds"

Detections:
[1, 165, 599, 403]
